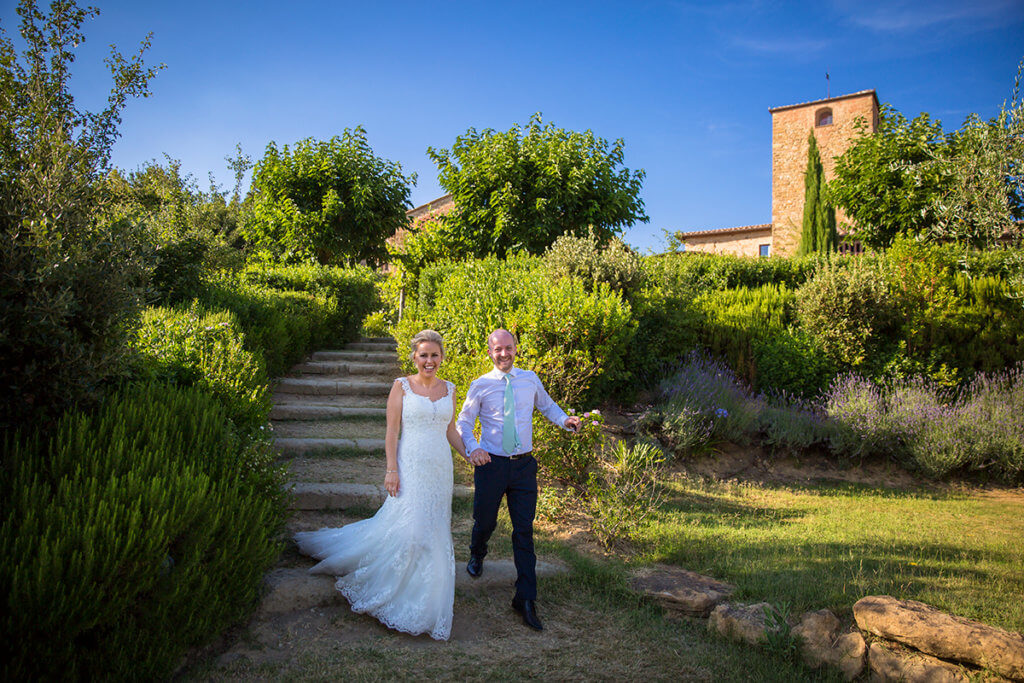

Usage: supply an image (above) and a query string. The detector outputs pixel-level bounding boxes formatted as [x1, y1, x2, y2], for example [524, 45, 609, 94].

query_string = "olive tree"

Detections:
[426, 114, 648, 258]
[242, 128, 415, 267]
[0, 0, 161, 429]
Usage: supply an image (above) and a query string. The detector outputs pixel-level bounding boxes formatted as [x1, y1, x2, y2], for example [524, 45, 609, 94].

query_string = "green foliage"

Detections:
[542, 228, 645, 299]
[102, 156, 250, 304]
[195, 264, 378, 377]
[752, 329, 837, 399]
[0, 383, 286, 680]
[0, 0, 161, 429]
[243, 128, 414, 266]
[534, 409, 607, 494]
[933, 62, 1024, 246]
[643, 251, 818, 297]
[797, 132, 837, 256]
[427, 113, 648, 258]
[829, 104, 951, 249]
[133, 305, 269, 436]
[884, 236, 1024, 380]
[694, 283, 796, 387]
[513, 277, 637, 405]
[796, 258, 897, 369]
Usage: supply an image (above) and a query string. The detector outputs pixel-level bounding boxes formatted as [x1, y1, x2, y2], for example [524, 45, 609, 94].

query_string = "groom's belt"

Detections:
[489, 451, 533, 460]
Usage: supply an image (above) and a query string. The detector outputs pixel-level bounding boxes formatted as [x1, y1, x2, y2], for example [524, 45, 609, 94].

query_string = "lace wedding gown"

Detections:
[294, 378, 456, 640]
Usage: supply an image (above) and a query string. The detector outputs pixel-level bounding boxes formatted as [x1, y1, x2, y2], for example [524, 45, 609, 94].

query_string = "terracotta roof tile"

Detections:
[679, 223, 772, 239]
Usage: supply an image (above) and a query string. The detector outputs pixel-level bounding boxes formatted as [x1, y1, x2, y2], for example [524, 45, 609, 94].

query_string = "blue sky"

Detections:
[4, 0, 1022, 251]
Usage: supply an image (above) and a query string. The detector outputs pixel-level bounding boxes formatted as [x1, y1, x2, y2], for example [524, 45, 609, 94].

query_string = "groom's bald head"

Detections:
[487, 329, 517, 372]
[487, 329, 516, 351]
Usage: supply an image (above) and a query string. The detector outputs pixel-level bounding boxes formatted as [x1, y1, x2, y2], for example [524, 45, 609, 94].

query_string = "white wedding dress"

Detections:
[294, 377, 456, 640]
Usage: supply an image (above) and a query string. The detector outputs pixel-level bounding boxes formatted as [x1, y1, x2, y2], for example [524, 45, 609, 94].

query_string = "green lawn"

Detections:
[632, 474, 1024, 632]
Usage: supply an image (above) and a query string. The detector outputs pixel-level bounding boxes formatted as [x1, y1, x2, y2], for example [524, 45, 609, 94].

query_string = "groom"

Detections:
[456, 329, 581, 631]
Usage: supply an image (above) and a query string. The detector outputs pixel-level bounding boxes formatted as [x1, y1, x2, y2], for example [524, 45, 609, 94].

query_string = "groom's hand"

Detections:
[468, 449, 491, 466]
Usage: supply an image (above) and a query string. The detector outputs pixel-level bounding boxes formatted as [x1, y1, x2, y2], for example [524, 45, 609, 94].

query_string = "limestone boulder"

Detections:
[868, 642, 969, 683]
[708, 602, 772, 646]
[854, 595, 1024, 680]
[629, 566, 735, 618]
[791, 609, 866, 680]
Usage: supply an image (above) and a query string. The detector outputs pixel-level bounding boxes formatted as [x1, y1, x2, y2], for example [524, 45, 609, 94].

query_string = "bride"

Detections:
[294, 329, 464, 640]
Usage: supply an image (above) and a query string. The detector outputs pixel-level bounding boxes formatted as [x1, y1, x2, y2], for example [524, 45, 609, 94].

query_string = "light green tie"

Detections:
[502, 374, 521, 454]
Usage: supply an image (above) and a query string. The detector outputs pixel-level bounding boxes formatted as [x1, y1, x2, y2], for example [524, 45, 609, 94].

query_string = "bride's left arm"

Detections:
[446, 390, 467, 459]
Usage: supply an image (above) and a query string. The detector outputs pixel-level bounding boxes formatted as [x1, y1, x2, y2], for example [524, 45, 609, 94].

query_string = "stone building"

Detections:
[681, 90, 879, 257]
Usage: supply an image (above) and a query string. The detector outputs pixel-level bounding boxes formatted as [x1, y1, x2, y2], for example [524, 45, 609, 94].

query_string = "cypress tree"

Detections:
[798, 132, 838, 255]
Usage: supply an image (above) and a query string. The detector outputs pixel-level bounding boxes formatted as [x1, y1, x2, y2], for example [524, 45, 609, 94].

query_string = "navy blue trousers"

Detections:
[470, 455, 538, 601]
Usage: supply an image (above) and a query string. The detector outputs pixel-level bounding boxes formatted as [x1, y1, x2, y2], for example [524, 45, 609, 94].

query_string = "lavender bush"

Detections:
[822, 365, 1024, 480]
[758, 393, 835, 454]
[642, 352, 763, 454]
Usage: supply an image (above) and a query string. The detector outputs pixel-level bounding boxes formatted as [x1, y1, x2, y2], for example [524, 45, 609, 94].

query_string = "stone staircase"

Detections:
[261, 336, 564, 620]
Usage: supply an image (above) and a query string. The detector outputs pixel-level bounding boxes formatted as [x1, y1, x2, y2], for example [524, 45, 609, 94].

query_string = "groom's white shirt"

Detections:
[456, 366, 571, 458]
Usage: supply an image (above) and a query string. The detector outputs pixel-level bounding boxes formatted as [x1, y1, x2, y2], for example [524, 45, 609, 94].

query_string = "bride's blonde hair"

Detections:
[409, 329, 445, 362]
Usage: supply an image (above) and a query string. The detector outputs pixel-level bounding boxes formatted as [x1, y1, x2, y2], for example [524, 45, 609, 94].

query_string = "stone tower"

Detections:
[770, 90, 879, 256]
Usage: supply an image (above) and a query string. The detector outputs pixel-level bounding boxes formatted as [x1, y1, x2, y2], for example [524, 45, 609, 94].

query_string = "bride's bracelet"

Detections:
[386, 469, 398, 474]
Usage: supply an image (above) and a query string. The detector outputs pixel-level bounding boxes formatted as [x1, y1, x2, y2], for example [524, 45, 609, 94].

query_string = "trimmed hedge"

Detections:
[0, 383, 286, 680]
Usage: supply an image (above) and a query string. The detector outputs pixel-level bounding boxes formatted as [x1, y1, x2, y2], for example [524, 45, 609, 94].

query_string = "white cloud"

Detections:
[834, 0, 1023, 33]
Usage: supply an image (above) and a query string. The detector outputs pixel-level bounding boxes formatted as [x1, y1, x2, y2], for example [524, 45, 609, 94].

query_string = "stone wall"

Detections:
[682, 225, 772, 258]
[770, 91, 878, 257]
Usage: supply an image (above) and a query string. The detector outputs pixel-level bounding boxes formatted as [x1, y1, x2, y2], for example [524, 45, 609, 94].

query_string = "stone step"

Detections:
[260, 559, 568, 614]
[275, 437, 385, 456]
[271, 394, 386, 409]
[274, 378, 392, 397]
[282, 454, 383, 484]
[288, 482, 474, 510]
[273, 421, 386, 440]
[291, 360, 399, 376]
[270, 404, 387, 421]
[346, 341, 397, 353]
[311, 350, 397, 363]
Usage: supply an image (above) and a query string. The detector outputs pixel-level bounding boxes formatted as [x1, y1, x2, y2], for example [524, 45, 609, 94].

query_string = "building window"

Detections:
[759, 244, 770, 257]
[816, 108, 833, 127]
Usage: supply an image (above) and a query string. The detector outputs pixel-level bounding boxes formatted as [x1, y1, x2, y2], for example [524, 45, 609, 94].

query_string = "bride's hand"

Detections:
[384, 470, 400, 496]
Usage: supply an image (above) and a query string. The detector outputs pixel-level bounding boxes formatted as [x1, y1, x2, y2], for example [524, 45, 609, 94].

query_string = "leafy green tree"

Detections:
[798, 132, 837, 255]
[426, 113, 648, 258]
[242, 129, 415, 266]
[0, 0, 161, 429]
[829, 105, 950, 250]
[932, 64, 1024, 247]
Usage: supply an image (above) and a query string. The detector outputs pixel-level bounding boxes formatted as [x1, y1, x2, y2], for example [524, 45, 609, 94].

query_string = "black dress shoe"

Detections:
[466, 555, 483, 578]
[511, 598, 544, 631]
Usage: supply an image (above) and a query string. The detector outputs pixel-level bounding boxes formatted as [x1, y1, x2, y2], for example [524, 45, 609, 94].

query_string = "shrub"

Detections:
[238, 262, 379, 343]
[533, 409, 607, 495]
[644, 353, 763, 453]
[0, 0, 159, 431]
[821, 368, 1024, 482]
[883, 237, 1024, 380]
[758, 395, 835, 455]
[513, 278, 636, 405]
[148, 236, 211, 305]
[622, 288, 703, 394]
[753, 329, 837, 398]
[543, 229, 645, 299]
[821, 374, 900, 460]
[642, 252, 819, 297]
[694, 284, 796, 387]
[133, 305, 270, 436]
[0, 383, 286, 680]
[796, 258, 897, 369]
